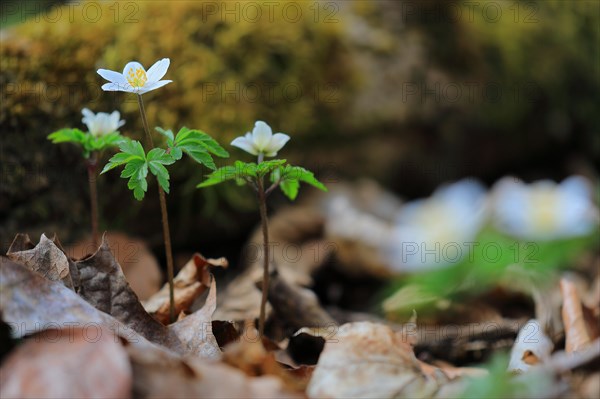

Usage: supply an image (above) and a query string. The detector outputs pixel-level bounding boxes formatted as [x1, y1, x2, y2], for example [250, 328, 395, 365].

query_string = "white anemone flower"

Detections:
[81, 108, 125, 137]
[97, 58, 172, 95]
[384, 179, 488, 272]
[231, 121, 290, 157]
[491, 176, 599, 240]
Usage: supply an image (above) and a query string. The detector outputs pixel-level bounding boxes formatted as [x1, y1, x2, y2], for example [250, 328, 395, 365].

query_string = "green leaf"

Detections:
[47, 128, 86, 144]
[155, 126, 174, 141]
[279, 178, 300, 200]
[256, 159, 286, 176]
[147, 148, 175, 165]
[170, 147, 183, 161]
[149, 162, 170, 193]
[171, 127, 229, 169]
[185, 150, 216, 170]
[119, 139, 146, 158]
[100, 139, 174, 201]
[196, 161, 256, 188]
[175, 127, 229, 158]
[284, 166, 328, 192]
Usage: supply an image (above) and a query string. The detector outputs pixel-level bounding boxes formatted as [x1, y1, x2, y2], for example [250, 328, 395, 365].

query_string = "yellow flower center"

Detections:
[529, 189, 559, 231]
[127, 66, 147, 87]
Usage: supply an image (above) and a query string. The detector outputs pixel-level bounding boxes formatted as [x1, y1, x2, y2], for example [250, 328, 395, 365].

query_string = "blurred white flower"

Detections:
[384, 179, 488, 272]
[231, 121, 290, 157]
[491, 176, 599, 240]
[97, 58, 172, 95]
[81, 108, 125, 137]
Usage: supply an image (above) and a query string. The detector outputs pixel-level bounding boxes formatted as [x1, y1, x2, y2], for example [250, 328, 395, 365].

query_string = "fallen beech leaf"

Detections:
[168, 275, 221, 359]
[75, 236, 183, 349]
[144, 253, 227, 324]
[66, 232, 162, 300]
[126, 339, 302, 398]
[507, 319, 553, 373]
[7, 234, 73, 289]
[0, 327, 132, 399]
[307, 322, 453, 398]
[0, 257, 170, 353]
[561, 278, 592, 352]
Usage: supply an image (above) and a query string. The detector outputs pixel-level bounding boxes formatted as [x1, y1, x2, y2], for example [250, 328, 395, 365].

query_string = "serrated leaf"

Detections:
[147, 148, 175, 165]
[176, 127, 229, 157]
[285, 166, 328, 192]
[47, 128, 86, 144]
[119, 139, 145, 158]
[155, 126, 174, 141]
[279, 178, 300, 200]
[196, 166, 238, 188]
[170, 147, 183, 161]
[256, 159, 286, 176]
[188, 147, 217, 170]
[148, 162, 170, 193]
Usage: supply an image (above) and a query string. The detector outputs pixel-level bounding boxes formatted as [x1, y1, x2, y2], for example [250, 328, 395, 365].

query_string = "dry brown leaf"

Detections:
[168, 275, 221, 359]
[144, 253, 227, 324]
[1, 254, 225, 360]
[307, 322, 465, 398]
[507, 319, 554, 373]
[66, 232, 162, 300]
[7, 233, 73, 289]
[74, 236, 184, 350]
[126, 338, 302, 399]
[561, 277, 592, 352]
[0, 327, 132, 399]
[0, 257, 174, 354]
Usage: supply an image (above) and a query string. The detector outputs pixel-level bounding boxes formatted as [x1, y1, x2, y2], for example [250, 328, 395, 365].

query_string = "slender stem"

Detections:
[137, 94, 176, 323]
[86, 153, 99, 249]
[257, 177, 270, 338]
[137, 95, 155, 147]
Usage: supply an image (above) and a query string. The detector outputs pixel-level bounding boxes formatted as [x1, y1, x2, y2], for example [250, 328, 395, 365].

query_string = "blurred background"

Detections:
[1, 0, 599, 265]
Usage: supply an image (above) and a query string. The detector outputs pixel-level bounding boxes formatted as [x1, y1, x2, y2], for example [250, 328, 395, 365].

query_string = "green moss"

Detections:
[0, 0, 355, 249]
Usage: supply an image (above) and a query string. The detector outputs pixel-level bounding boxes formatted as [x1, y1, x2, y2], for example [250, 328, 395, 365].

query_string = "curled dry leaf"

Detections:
[75, 236, 183, 350]
[66, 232, 162, 300]
[168, 275, 221, 359]
[307, 322, 467, 399]
[144, 253, 227, 324]
[2, 256, 220, 359]
[561, 277, 592, 352]
[0, 327, 132, 399]
[507, 319, 554, 373]
[7, 233, 74, 289]
[0, 257, 167, 354]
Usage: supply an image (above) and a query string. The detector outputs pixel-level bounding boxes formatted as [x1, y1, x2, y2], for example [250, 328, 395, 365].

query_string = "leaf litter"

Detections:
[1, 185, 599, 398]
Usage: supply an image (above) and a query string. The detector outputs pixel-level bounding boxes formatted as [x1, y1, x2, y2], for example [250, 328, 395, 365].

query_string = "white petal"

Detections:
[264, 133, 290, 155]
[110, 111, 125, 130]
[231, 136, 258, 155]
[81, 108, 94, 124]
[146, 58, 170, 83]
[101, 82, 134, 93]
[252, 121, 273, 151]
[97, 69, 127, 84]
[136, 80, 172, 95]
